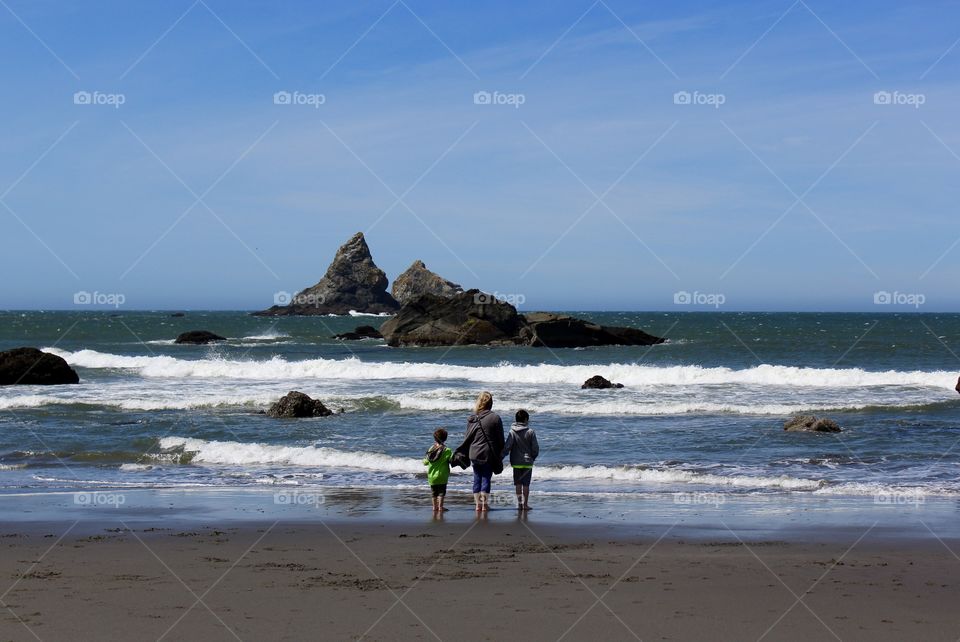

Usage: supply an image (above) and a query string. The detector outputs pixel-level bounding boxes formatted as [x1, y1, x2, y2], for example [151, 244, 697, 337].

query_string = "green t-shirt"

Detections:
[423, 446, 452, 485]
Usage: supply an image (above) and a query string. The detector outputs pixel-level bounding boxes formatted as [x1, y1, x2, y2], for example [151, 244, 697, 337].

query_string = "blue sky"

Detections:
[1, 0, 958, 311]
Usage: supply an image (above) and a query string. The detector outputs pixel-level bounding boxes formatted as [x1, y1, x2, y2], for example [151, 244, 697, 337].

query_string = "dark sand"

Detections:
[2, 509, 959, 641]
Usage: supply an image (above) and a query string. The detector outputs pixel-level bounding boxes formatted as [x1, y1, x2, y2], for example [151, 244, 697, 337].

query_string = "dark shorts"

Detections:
[430, 484, 447, 497]
[513, 467, 532, 487]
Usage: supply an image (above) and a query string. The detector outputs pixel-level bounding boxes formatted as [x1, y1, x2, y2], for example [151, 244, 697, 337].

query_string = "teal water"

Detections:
[1, 311, 959, 504]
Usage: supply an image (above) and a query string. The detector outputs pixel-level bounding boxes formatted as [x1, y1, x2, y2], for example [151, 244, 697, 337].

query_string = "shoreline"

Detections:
[3, 486, 959, 545]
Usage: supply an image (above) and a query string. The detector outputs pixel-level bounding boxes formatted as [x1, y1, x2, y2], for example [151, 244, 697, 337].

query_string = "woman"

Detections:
[456, 391, 505, 512]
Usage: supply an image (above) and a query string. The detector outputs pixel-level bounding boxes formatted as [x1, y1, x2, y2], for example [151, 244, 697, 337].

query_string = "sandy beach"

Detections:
[3, 0, 958, 638]
[2, 505, 959, 641]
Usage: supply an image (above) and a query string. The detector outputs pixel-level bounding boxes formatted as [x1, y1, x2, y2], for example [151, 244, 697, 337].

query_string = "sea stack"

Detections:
[391, 260, 463, 306]
[254, 232, 400, 316]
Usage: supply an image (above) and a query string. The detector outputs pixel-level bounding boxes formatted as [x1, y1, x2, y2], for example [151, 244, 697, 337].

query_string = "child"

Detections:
[502, 409, 539, 511]
[424, 428, 452, 512]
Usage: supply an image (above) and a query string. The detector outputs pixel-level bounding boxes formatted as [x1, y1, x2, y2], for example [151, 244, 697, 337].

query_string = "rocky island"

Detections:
[252, 234, 665, 348]
[380, 289, 665, 348]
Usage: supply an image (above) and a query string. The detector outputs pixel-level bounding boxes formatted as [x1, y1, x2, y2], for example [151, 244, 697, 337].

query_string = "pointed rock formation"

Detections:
[254, 232, 399, 316]
[391, 260, 463, 306]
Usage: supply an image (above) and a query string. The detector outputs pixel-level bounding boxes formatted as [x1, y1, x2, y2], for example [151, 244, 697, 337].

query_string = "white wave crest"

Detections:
[238, 332, 291, 341]
[159, 437, 424, 473]
[389, 392, 881, 416]
[0, 393, 275, 411]
[41, 349, 955, 389]
[156, 437, 824, 490]
[532, 464, 823, 490]
[119, 463, 153, 472]
[347, 311, 392, 317]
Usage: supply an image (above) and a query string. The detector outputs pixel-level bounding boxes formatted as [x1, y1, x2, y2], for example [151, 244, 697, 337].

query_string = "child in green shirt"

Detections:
[424, 428, 452, 512]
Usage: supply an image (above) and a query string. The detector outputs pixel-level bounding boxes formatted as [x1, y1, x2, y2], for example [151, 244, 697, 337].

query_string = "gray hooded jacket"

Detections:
[456, 409, 504, 465]
[503, 422, 539, 467]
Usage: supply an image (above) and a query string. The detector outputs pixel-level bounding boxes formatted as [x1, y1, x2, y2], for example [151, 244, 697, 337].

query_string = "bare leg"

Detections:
[480, 492, 490, 511]
[473, 493, 481, 512]
[515, 484, 523, 509]
[438, 495, 446, 511]
[522, 485, 531, 510]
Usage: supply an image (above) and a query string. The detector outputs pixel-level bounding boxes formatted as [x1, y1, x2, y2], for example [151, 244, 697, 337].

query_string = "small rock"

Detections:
[267, 391, 333, 418]
[784, 415, 842, 433]
[174, 330, 227, 345]
[332, 325, 383, 340]
[581, 375, 624, 389]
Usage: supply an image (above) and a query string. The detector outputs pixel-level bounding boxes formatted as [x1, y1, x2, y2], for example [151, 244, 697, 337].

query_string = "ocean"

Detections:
[2, 310, 959, 506]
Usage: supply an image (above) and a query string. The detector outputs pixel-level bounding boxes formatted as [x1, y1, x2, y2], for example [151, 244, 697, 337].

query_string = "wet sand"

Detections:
[2, 508, 959, 641]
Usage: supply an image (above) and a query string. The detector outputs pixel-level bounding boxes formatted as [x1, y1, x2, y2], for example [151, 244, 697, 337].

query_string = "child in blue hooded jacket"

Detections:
[502, 409, 539, 511]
